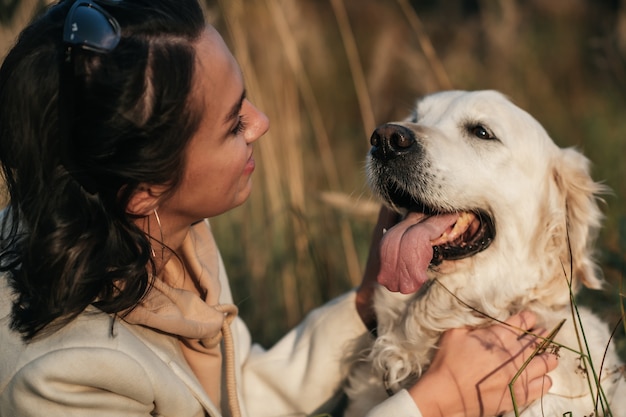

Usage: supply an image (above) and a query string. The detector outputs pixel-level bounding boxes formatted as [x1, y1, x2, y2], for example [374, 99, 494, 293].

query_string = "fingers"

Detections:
[415, 314, 560, 417]
[510, 352, 557, 404]
[527, 371, 553, 397]
[487, 313, 560, 408]
[483, 311, 553, 356]
[518, 348, 558, 384]
[468, 311, 538, 349]
[503, 310, 537, 333]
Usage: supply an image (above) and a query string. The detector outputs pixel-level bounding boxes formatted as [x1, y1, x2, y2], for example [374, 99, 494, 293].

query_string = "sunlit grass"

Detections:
[205, 1, 626, 357]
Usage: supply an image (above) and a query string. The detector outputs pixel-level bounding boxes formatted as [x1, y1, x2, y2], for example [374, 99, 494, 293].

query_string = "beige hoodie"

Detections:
[124, 222, 238, 413]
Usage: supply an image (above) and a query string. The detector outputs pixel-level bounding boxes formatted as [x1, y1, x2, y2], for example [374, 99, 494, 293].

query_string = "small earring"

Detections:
[145, 215, 156, 258]
[153, 208, 165, 261]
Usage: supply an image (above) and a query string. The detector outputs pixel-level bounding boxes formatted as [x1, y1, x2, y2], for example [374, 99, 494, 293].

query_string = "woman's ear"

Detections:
[126, 184, 167, 216]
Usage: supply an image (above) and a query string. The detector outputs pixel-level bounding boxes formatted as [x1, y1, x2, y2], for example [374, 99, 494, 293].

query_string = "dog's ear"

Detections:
[551, 147, 607, 290]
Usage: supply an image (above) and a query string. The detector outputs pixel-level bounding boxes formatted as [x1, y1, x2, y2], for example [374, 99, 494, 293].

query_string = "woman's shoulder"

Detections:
[0, 275, 182, 390]
[0, 315, 206, 416]
[0, 277, 208, 416]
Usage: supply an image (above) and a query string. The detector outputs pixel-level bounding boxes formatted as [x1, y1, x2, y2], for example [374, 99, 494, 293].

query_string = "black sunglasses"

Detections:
[59, 0, 122, 194]
[63, 0, 121, 56]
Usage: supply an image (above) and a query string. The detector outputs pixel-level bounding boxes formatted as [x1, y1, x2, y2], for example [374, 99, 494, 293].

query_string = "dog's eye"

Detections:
[470, 125, 495, 140]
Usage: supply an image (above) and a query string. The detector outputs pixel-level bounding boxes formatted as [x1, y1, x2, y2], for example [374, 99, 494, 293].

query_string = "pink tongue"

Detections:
[378, 212, 459, 294]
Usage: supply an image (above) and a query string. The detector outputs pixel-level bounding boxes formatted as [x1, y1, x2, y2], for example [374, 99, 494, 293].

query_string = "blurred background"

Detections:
[2, 0, 625, 355]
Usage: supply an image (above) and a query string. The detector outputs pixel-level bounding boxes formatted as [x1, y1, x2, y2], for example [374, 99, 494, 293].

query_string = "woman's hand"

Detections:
[408, 311, 559, 417]
[355, 205, 399, 328]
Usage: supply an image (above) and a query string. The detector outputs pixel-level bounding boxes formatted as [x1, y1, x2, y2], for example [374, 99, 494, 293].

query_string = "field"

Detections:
[2, 0, 625, 355]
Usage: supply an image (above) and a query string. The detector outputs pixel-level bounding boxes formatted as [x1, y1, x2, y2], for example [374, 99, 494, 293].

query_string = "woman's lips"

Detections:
[243, 154, 255, 175]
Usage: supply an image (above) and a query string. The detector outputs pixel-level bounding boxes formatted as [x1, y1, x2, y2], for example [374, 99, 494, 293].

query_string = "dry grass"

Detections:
[1, 0, 624, 353]
[206, 0, 626, 351]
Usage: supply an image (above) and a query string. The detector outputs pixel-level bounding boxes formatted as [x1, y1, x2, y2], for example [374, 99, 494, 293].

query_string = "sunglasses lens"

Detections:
[64, 2, 120, 52]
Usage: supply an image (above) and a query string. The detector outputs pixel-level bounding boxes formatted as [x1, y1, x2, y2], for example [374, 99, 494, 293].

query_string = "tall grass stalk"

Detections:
[396, 0, 453, 90]
[328, 0, 376, 135]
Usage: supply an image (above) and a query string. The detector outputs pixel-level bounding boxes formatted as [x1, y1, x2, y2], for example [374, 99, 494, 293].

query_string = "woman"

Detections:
[0, 0, 557, 416]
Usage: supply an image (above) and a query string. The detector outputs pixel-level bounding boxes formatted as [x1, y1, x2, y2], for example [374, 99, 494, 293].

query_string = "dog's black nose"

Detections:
[369, 123, 417, 160]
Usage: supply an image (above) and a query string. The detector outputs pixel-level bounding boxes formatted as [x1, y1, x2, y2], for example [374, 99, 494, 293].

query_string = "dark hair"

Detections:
[0, 0, 206, 340]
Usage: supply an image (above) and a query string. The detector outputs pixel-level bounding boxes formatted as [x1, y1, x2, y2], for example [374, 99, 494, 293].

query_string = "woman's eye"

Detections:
[231, 115, 248, 135]
[470, 125, 495, 140]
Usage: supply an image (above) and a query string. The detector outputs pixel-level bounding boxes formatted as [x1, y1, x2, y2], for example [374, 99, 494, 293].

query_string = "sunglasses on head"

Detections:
[63, 0, 121, 57]
[60, 0, 122, 194]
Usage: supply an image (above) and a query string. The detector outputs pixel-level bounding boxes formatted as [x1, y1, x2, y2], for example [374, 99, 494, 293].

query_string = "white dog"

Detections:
[344, 90, 625, 416]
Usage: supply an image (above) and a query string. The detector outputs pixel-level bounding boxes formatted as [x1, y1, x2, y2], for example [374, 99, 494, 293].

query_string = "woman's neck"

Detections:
[137, 209, 193, 273]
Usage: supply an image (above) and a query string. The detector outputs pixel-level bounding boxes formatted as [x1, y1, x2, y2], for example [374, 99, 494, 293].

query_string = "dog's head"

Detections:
[367, 90, 605, 296]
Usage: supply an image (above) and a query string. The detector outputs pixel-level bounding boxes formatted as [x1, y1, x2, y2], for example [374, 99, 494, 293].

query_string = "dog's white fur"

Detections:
[344, 90, 625, 416]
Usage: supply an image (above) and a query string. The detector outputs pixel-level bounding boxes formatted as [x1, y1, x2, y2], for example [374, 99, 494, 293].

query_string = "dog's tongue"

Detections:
[378, 212, 459, 294]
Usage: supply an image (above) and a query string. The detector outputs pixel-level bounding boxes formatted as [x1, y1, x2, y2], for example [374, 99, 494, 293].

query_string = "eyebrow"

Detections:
[224, 89, 247, 124]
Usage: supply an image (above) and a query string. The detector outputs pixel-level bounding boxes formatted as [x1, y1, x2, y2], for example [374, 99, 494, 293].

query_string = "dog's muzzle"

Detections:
[367, 123, 496, 265]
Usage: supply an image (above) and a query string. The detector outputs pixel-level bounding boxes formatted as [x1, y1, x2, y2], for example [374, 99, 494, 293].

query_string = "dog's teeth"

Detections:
[383, 228, 388, 234]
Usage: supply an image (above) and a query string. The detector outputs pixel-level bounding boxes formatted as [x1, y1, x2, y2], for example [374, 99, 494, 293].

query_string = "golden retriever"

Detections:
[344, 90, 625, 416]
